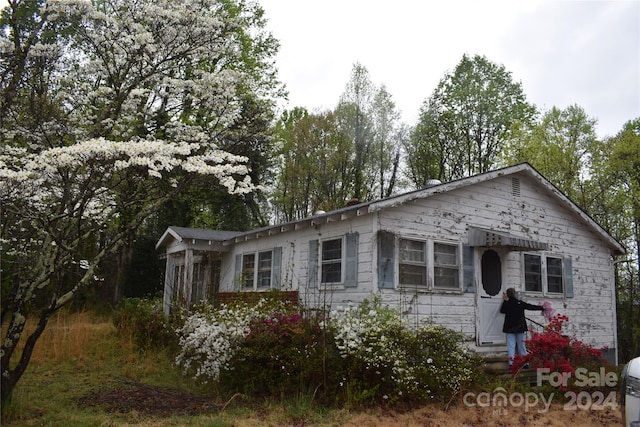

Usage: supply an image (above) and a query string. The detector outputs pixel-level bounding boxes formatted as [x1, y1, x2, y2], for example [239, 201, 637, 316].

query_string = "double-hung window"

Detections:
[242, 253, 256, 289]
[321, 238, 342, 284]
[396, 238, 461, 290]
[257, 251, 273, 288]
[524, 253, 564, 295]
[241, 250, 275, 290]
[433, 242, 459, 289]
[399, 238, 427, 286]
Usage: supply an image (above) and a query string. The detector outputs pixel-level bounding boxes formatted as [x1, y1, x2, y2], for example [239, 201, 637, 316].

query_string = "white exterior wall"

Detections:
[373, 173, 617, 353]
[206, 170, 618, 356]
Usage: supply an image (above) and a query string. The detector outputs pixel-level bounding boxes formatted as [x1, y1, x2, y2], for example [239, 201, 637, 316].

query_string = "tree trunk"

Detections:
[1, 305, 54, 404]
[113, 243, 133, 305]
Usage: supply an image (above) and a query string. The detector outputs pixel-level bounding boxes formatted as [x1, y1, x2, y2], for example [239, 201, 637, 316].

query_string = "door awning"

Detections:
[468, 227, 549, 251]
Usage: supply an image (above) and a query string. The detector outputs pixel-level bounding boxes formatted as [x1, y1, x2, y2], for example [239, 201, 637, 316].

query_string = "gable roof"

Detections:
[155, 226, 242, 250]
[157, 163, 625, 256]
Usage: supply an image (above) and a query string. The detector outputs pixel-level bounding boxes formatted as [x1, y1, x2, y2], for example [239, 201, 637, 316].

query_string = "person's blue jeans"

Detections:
[506, 332, 527, 365]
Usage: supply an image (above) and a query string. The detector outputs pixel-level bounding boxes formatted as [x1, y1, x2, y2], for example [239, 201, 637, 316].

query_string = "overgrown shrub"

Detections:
[175, 298, 292, 383]
[330, 298, 481, 405]
[113, 297, 177, 350]
[175, 295, 482, 407]
[511, 314, 608, 382]
[222, 308, 329, 398]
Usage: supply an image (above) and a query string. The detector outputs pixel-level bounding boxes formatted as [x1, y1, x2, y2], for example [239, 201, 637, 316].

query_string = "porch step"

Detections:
[481, 355, 538, 384]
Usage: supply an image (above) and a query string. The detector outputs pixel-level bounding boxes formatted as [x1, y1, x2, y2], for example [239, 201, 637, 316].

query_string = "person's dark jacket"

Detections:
[500, 297, 544, 333]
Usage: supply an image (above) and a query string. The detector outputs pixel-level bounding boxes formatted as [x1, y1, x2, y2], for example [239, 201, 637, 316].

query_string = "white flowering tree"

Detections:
[0, 0, 281, 403]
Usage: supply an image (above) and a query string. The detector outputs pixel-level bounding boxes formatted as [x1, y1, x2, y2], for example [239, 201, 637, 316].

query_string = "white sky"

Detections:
[259, 0, 640, 139]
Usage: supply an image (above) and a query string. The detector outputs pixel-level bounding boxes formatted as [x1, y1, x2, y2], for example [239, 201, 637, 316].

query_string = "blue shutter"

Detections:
[564, 256, 574, 298]
[308, 240, 318, 288]
[344, 232, 359, 287]
[234, 254, 242, 289]
[272, 247, 282, 289]
[378, 231, 395, 289]
[463, 245, 475, 293]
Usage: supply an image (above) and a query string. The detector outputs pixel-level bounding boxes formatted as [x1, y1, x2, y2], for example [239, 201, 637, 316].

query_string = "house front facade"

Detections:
[156, 163, 625, 362]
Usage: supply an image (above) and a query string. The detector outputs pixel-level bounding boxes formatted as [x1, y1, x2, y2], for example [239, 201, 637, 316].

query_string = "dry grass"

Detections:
[29, 310, 126, 364]
[1, 310, 624, 426]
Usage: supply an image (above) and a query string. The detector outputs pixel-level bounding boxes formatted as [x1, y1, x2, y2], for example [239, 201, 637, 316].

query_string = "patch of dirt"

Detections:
[77, 382, 623, 426]
[77, 381, 221, 417]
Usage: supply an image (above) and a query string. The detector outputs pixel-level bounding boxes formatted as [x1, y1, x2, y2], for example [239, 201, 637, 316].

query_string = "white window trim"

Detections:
[241, 249, 275, 291]
[399, 237, 428, 287]
[396, 236, 463, 292]
[320, 236, 344, 286]
[432, 240, 462, 291]
[522, 252, 565, 297]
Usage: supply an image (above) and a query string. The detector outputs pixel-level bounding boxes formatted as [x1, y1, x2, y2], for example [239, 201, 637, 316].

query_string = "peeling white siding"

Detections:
[163, 168, 619, 358]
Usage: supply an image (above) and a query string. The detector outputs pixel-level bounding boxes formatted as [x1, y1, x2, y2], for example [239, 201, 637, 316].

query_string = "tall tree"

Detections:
[335, 63, 376, 201]
[1, 0, 282, 303]
[501, 105, 598, 202]
[371, 85, 404, 198]
[0, 0, 281, 402]
[408, 54, 535, 184]
[590, 119, 640, 362]
[271, 108, 352, 222]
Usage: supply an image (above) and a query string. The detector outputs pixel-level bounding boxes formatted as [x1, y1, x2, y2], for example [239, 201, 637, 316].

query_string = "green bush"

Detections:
[113, 297, 178, 351]
[222, 308, 328, 398]
[175, 296, 483, 407]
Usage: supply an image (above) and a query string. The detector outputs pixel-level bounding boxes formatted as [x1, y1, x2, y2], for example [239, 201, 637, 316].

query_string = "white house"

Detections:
[156, 163, 625, 362]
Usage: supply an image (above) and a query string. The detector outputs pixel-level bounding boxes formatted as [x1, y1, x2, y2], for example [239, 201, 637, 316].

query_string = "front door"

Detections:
[477, 249, 506, 345]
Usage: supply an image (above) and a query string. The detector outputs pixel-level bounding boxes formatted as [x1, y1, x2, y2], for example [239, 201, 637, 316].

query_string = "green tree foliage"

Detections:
[501, 104, 598, 202]
[335, 63, 376, 201]
[408, 54, 535, 184]
[335, 63, 405, 202]
[271, 108, 353, 221]
[591, 119, 640, 362]
[271, 64, 406, 221]
[371, 85, 404, 199]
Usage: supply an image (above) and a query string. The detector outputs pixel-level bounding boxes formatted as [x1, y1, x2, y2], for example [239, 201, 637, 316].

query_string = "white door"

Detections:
[477, 249, 506, 345]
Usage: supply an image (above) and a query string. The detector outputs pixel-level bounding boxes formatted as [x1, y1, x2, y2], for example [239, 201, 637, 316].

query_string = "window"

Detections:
[546, 256, 564, 294]
[242, 253, 255, 289]
[524, 253, 564, 295]
[392, 236, 461, 291]
[257, 251, 273, 288]
[399, 238, 426, 286]
[191, 262, 204, 304]
[524, 254, 542, 292]
[434, 242, 459, 289]
[321, 238, 342, 283]
[236, 248, 281, 290]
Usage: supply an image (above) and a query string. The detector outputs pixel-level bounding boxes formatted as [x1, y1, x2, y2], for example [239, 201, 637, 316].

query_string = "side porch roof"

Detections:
[155, 226, 242, 250]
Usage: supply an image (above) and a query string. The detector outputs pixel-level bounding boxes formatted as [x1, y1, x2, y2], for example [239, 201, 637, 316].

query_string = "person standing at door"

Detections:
[500, 287, 544, 366]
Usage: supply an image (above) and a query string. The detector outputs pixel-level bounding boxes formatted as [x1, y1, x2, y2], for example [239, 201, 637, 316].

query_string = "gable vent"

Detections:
[511, 177, 521, 197]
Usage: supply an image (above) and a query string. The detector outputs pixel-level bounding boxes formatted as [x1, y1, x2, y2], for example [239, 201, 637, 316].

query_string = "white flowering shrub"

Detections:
[173, 296, 481, 406]
[329, 297, 481, 405]
[405, 322, 482, 400]
[175, 299, 288, 383]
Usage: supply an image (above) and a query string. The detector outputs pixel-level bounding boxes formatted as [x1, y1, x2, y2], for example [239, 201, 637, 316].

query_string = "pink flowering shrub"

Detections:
[222, 309, 329, 397]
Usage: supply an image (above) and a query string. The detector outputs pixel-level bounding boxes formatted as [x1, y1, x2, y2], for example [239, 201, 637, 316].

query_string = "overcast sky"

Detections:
[259, 0, 640, 139]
